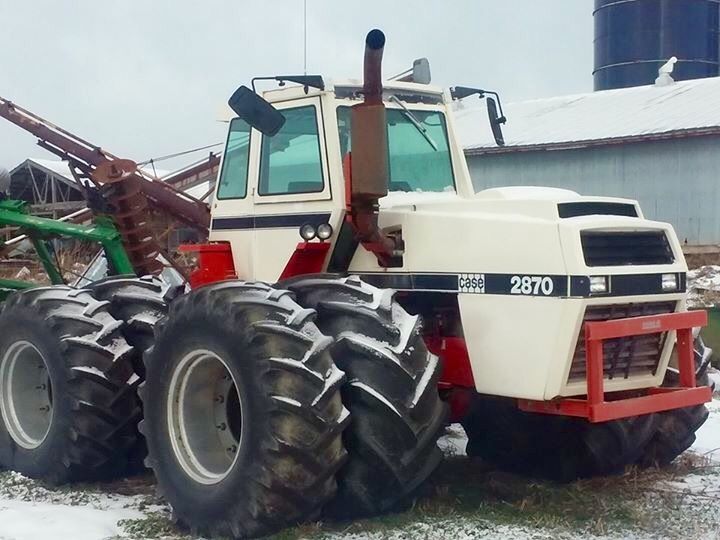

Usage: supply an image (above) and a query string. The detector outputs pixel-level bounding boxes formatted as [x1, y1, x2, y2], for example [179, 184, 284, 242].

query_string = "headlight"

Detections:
[589, 276, 608, 294]
[299, 223, 317, 241]
[661, 273, 678, 292]
[316, 223, 333, 240]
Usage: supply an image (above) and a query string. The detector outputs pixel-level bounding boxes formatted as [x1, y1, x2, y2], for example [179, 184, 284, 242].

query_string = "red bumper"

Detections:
[518, 310, 712, 423]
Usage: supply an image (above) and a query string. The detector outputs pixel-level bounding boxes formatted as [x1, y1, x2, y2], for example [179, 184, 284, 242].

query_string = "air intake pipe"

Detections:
[348, 29, 398, 266]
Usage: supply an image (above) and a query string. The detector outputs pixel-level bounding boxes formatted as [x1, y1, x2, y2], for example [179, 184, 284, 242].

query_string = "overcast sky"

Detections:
[0, 0, 592, 169]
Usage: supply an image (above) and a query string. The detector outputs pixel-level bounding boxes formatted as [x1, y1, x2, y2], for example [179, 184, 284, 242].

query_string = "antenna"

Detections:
[303, 0, 308, 75]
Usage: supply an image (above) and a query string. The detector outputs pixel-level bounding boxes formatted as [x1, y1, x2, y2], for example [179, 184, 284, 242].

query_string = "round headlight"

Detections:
[317, 223, 333, 240]
[299, 223, 317, 241]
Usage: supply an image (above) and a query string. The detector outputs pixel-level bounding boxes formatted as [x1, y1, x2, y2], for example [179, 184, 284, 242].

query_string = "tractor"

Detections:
[0, 29, 713, 539]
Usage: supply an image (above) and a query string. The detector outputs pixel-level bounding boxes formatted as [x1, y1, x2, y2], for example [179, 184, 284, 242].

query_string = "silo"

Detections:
[594, 0, 720, 91]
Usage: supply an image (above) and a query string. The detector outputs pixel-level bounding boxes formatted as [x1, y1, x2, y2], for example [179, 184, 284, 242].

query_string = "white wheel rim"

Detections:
[167, 349, 243, 485]
[0, 341, 53, 449]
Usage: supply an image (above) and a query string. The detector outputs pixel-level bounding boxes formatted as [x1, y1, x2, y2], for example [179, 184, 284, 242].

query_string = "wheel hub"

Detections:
[168, 350, 243, 485]
[0, 341, 53, 449]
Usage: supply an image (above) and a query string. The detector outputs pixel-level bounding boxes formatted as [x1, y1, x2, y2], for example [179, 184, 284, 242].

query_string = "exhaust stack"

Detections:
[348, 29, 397, 266]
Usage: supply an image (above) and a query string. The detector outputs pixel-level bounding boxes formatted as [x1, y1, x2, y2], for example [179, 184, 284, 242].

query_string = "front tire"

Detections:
[0, 286, 141, 483]
[638, 335, 712, 467]
[141, 281, 348, 539]
[286, 275, 448, 518]
[462, 396, 657, 481]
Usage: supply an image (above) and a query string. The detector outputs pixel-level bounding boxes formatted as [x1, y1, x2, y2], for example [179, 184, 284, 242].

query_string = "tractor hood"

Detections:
[350, 186, 686, 279]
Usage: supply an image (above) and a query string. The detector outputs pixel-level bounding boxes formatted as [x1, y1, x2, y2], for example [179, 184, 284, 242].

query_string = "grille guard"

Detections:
[518, 310, 712, 423]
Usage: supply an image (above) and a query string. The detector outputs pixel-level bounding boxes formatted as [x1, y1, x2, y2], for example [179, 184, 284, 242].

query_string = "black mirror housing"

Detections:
[228, 86, 285, 136]
[486, 97, 506, 147]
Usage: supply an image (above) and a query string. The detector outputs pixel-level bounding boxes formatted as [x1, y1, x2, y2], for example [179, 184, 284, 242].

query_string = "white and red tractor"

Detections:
[0, 29, 712, 539]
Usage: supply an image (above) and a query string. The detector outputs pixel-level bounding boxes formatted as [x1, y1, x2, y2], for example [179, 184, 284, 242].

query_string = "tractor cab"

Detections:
[209, 76, 477, 282]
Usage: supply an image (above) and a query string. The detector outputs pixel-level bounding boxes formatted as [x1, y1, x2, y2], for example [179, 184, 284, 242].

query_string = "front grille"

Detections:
[581, 231, 674, 266]
[568, 302, 676, 383]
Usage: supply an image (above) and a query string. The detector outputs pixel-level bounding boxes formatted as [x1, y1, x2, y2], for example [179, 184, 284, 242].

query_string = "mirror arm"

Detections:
[450, 86, 507, 123]
[251, 75, 325, 93]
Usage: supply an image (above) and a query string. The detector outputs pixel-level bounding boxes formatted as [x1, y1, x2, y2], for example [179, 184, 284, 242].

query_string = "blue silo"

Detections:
[594, 0, 720, 90]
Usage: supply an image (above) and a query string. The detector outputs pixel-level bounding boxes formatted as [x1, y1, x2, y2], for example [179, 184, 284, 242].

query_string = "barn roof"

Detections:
[455, 76, 720, 155]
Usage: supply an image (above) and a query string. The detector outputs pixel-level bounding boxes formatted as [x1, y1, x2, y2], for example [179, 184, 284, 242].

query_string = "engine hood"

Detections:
[347, 187, 684, 278]
[379, 187, 642, 222]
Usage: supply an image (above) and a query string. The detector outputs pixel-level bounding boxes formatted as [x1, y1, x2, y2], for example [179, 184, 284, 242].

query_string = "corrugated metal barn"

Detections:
[455, 76, 720, 246]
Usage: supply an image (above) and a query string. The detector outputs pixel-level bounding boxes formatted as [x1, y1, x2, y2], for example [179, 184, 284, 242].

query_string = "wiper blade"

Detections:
[389, 95, 438, 151]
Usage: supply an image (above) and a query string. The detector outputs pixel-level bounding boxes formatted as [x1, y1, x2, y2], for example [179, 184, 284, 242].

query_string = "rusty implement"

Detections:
[0, 97, 211, 230]
[0, 96, 212, 275]
[91, 160, 162, 275]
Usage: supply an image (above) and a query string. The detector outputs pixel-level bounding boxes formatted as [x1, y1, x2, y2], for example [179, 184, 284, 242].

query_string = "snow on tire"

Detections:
[0, 286, 141, 484]
[87, 275, 180, 376]
[286, 275, 448, 518]
[87, 275, 179, 471]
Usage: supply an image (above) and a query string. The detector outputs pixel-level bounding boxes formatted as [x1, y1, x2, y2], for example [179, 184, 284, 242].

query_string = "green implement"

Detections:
[0, 199, 135, 290]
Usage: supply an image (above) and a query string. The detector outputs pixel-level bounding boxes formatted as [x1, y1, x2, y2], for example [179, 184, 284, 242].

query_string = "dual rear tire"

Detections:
[140, 277, 447, 537]
[0, 287, 141, 483]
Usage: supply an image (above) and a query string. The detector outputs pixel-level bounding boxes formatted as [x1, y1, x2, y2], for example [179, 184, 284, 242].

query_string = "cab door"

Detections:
[208, 116, 256, 279]
[250, 96, 340, 282]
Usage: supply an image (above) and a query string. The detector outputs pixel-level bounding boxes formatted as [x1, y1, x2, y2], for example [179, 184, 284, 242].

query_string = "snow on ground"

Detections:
[0, 499, 141, 540]
[692, 397, 720, 461]
[437, 423, 468, 457]
[0, 472, 166, 540]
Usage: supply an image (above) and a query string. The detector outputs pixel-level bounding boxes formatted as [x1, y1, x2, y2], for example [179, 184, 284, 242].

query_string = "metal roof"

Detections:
[455, 76, 720, 155]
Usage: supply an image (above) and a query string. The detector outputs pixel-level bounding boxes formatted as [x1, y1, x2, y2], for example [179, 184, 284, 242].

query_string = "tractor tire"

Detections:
[87, 275, 180, 471]
[286, 275, 448, 519]
[87, 275, 180, 377]
[638, 335, 712, 467]
[140, 281, 348, 539]
[462, 396, 657, 482]
[0, 286, 141, 484]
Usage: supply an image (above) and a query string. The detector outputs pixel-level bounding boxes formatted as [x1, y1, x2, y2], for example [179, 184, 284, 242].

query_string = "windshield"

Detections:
[337, 106, 455, 193]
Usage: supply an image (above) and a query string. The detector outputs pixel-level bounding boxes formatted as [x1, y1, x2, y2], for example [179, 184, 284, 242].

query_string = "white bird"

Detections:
[0, 167, 10, 196]
[659, 56, 678, 74]
[655, 57, 678, 86]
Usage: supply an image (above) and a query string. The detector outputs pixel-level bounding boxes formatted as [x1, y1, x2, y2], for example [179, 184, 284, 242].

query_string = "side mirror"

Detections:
[411, 58, 431, 84]
[228, 86, 285, 136]
[391, 58, 431, 84]
[486, 97, 506, 147]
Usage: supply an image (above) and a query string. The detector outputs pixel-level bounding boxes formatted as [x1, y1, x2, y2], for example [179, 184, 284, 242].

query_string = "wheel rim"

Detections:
[167, 349, 243, 485]
[0, 341, 53, 449]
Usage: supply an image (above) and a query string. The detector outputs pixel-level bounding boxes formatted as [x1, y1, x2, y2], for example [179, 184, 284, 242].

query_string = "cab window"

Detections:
[217, 118, 251, 200]
[337, 106, 455, 193]
[259, 106, 324, 196]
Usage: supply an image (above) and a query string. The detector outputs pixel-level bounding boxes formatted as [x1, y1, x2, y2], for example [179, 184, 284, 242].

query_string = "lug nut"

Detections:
[227, 445, 237, 454]
[216, 423, 227, 431]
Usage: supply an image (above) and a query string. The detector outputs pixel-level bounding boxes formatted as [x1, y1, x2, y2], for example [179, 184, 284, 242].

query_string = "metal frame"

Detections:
[518, 310, 712, 422]
[8, 160, 86, 219]
[0, 198, 134, 291]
